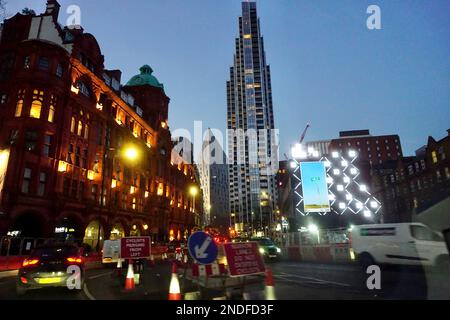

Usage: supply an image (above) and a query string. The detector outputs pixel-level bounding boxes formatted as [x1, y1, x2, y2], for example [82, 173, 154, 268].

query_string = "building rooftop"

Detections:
[125, 65, 164, 90]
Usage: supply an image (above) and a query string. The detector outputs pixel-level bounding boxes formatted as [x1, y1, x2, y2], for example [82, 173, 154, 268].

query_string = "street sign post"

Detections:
[187, 231, 218, 265]
[223, 242, 265, 277]
[120, 236, 151, 259]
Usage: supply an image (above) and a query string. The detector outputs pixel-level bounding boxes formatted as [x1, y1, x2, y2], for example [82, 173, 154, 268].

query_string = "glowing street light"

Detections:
[123, 145, 139, 161]
[308, 223, 320, 244]
[189, 186, 198, 197]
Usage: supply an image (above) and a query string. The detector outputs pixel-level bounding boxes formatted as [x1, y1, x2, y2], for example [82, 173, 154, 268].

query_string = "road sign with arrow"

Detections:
[187, 231, 218, 265]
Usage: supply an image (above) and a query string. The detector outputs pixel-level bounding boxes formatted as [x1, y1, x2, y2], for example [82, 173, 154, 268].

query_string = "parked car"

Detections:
[251, 237, 282, 261]
[350, 223, 449, 271]
[16, 243, 85, 296]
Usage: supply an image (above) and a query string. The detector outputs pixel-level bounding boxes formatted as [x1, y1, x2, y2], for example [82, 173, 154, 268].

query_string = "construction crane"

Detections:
[284, 123, 311, 161]
[299, 123, 311, 144]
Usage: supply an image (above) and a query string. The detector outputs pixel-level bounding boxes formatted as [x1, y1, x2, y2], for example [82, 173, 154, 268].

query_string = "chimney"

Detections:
[45, 0, 61, 21]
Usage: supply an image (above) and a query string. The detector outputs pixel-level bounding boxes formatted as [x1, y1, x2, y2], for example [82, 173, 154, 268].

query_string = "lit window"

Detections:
[70, 117, 76, 133]
[84, 124, 89, 139]
[157, 183, 164, 196]
[431, 151, 438, 164]
[30, 100, 42, 118]
[15, 99, 23, 117]
[48, 104, 55, 122]
[77, 121, 83, 136]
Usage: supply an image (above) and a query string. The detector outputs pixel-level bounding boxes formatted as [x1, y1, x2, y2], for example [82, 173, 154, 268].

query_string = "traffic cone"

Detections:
[168, 262, 181, 300]
[265, 268, 276, 300]
[124, 260, 135, 291]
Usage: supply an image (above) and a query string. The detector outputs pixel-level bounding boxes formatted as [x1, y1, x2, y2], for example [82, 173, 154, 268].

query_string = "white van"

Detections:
[102, 240, 121, 264]
[350, 223, 449, 269]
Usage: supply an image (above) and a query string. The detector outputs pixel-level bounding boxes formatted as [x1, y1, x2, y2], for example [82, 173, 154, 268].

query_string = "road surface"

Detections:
[0, 261, 448, 300]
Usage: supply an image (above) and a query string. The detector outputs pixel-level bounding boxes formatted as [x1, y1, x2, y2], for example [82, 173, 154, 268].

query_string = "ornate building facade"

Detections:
[0, 1, 202, 249]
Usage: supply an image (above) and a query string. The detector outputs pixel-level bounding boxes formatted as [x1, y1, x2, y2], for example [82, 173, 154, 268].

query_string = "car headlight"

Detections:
[259, 247, 265, 254]
[276, 247, 281, 253]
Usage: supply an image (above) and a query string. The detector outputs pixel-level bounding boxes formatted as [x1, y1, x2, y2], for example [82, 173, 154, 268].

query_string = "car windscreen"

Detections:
[410, 225, 443, 242]
[253, 239, 275, 246]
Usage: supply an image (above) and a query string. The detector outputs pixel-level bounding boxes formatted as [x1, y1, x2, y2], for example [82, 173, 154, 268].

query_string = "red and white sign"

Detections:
[223, 242, 265, 277]
[120, 237, 151, 259]
[192, 262, 227, 277]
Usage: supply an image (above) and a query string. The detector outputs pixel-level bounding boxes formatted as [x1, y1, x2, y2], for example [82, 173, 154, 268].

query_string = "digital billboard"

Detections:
[300, 161, 331, 213]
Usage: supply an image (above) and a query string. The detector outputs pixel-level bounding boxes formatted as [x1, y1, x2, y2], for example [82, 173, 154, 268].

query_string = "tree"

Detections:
[21, 8, 35, 16]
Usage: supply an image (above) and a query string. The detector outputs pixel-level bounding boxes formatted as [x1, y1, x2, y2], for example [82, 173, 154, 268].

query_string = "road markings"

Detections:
[88, 271, 113, 280]
[83, 283, 95, 300]
[276, 271, 351, 287]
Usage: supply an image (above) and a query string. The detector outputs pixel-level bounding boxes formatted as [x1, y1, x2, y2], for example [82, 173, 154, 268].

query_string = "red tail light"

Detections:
[22, 258, 39, 267]
[66, 257, 83, 264]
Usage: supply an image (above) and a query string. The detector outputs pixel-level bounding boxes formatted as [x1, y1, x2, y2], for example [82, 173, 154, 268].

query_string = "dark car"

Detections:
[251, 237, 282, 261]
[167, 240, 186, 254]
[16, 243, 85, 296]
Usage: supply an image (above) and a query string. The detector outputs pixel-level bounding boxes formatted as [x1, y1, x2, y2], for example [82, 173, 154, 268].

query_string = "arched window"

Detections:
[84, 124, 89, 139]
[15, 99, 23, 117]
[30, 100, 42, 119]
[77, 120, 83, 136]
[48, 95, 56, 123]
[15, 89, 25, 117]
[30, 89, 44, 119]
[70, 116, 76, 133]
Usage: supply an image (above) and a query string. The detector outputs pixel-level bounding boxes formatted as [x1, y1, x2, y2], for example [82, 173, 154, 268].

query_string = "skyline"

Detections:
[4, 0, 449, 157]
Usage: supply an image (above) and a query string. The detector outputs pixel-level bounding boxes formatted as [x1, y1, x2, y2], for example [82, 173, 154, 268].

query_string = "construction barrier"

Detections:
[284, 244, 353, 264]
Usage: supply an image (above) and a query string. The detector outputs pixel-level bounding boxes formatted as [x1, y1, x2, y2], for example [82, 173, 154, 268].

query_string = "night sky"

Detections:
[6, 0, 450, 157]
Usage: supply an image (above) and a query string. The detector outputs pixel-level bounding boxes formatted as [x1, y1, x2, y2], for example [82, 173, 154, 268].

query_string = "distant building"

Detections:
[198, 129, 229, 233]
[329, 130, 403, 166]
[172, 136, 193, 165]
[371, 129, 450, 224]
[303, 140, 331, 156]
[227, 2, 278, 236]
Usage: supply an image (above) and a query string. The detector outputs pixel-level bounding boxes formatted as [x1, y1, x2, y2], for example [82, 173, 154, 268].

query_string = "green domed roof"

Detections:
[126, 65, 164, 90]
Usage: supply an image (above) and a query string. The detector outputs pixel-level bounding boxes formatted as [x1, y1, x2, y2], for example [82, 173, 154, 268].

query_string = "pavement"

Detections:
[0, 260, 448, 300]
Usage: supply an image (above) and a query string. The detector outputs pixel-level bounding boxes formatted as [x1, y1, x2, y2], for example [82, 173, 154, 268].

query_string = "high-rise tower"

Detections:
[227, 2, 278, 236]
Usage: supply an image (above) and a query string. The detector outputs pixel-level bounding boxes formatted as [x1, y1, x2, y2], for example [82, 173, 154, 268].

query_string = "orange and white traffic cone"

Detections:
[265, 268, 276, 300]
[124, 260, 135, 291]
[168, 262, 181, 300]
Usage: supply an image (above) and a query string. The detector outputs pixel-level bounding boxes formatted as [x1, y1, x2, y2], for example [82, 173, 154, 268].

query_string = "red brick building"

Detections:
[329, 130, 403, 165]
[0, 1, 202, 249]
[371, 129, 450, 223]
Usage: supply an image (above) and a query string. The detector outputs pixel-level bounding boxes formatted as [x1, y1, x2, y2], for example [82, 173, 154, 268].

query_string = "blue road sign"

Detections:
[187, 231, 218, 265]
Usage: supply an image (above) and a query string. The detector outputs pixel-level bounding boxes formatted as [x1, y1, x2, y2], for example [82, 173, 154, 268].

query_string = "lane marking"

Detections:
[88, 271, 113, 280]
[83, 283, 95, 300]
[276, 271, 351, 287]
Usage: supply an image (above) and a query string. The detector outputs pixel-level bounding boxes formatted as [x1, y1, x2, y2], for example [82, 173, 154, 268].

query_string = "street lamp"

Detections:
[308, 223, 320, 244]
[122, 145, 139, 162]
[189, 186, 198, 226]
[97, 143, 141, 251]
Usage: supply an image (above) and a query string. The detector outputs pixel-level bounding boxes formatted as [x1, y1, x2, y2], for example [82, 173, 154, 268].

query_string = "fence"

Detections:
[281, 228, 355, 264]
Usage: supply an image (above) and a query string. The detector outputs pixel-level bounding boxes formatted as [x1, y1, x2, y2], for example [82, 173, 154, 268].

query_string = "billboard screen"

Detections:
[300, 161, 330, 213]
